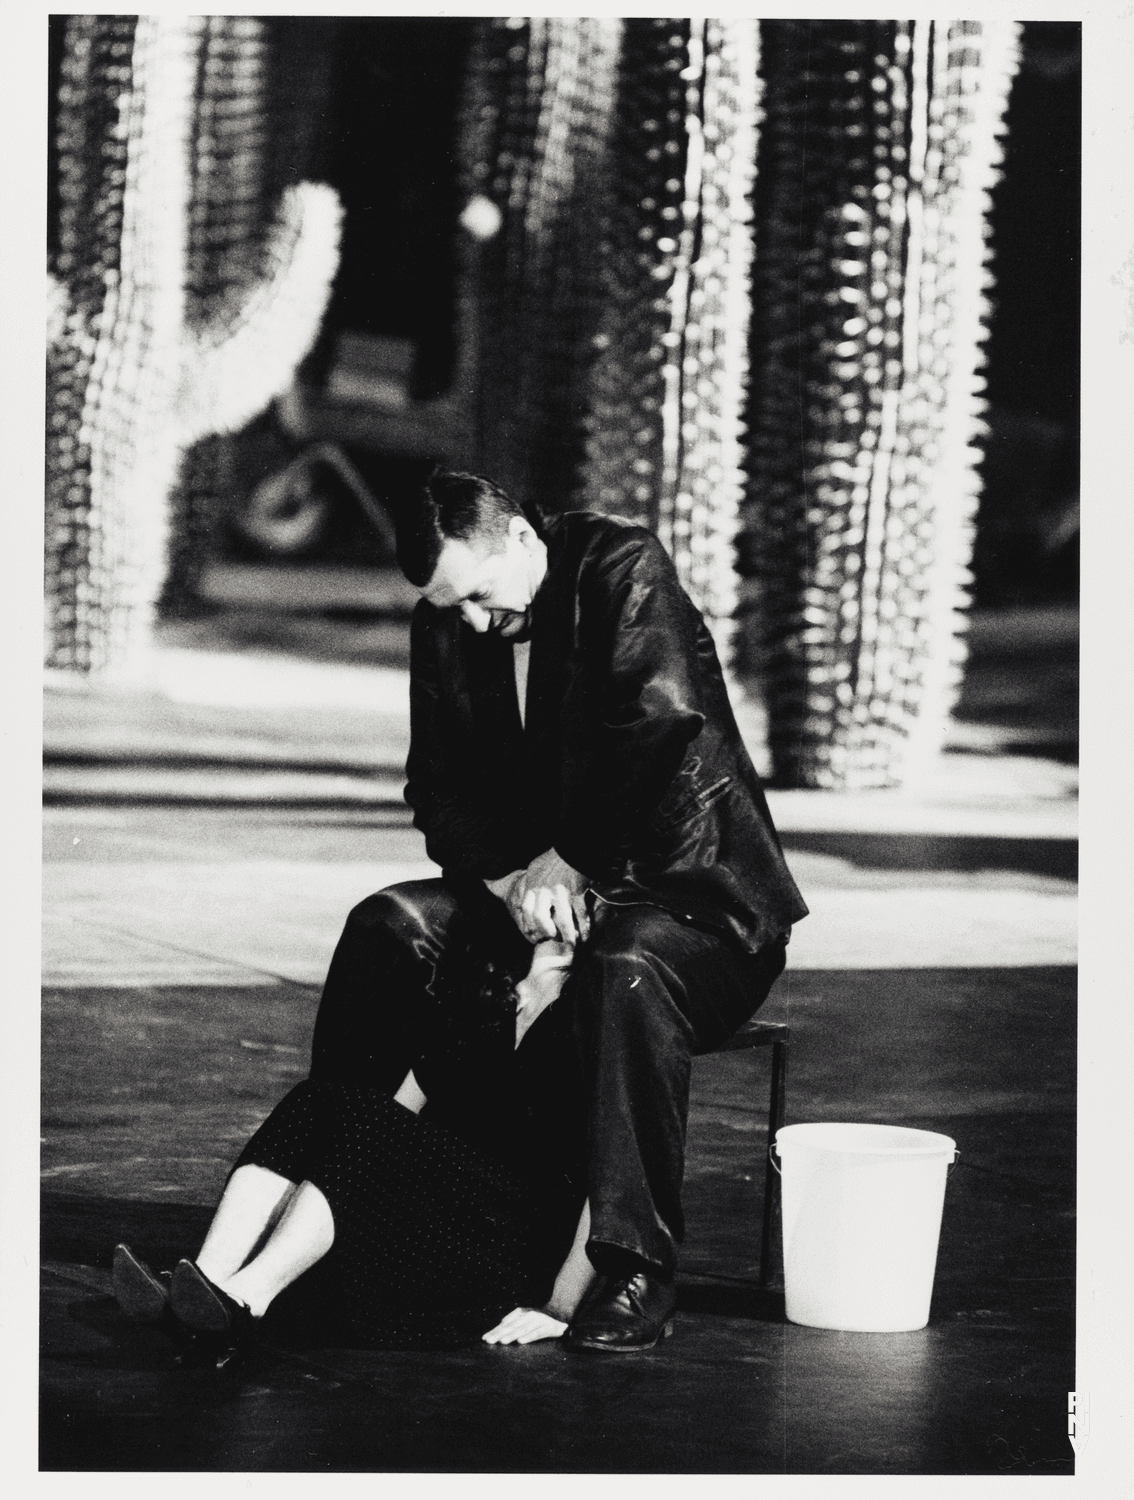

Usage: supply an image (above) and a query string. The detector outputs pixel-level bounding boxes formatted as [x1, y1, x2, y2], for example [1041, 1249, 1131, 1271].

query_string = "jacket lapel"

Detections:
[524, 522, 575, 753]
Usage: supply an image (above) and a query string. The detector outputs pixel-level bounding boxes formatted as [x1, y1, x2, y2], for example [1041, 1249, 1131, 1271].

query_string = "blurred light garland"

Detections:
[47, 14, 138, 675]
[459, 17, 621, 516]
[46, 16, 341, 675]
[579, 18, 760, 661]
[742, 19, 1019, 788]
[461, 18, 759, 658]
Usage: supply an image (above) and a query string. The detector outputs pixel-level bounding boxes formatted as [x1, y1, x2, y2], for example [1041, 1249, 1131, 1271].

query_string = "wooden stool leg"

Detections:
[759, 1037, 788, 1287]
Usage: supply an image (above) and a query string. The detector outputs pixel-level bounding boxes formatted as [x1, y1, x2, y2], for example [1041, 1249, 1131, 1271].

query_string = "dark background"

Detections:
[977, 21, 1080, 607]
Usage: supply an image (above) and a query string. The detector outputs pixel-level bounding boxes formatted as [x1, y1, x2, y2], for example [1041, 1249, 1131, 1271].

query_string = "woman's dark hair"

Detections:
[396, 469, 543, 587]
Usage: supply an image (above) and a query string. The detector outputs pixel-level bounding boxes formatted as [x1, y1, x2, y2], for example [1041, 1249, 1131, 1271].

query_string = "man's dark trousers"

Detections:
[309, 879, 787, 1279]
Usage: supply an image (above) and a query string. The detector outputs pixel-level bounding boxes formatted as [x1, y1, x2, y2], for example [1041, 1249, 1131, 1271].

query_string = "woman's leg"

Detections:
[195, 1164, 298, 1284]
[217, 1180, 335, 1318]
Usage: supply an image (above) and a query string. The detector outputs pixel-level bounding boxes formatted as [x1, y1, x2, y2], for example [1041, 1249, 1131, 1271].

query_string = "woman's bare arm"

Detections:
[482, 1199, 597, 1345]
[542, 1198, 597, 1321]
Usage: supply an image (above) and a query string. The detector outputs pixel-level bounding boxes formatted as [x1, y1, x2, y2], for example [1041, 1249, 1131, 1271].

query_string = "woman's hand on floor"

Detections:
[481, 1306, 569, 1345]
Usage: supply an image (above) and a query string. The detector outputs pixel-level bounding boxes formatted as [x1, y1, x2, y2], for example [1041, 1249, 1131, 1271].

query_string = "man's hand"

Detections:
[484, 851, 590, 944]
[513, 849, 589, 946]
[482, 1306, 569, 1345]
[484, 869, 525, 908]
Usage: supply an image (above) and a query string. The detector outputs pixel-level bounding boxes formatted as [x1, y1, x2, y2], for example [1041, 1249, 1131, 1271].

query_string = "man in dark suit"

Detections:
[310, 470, 807, 1350]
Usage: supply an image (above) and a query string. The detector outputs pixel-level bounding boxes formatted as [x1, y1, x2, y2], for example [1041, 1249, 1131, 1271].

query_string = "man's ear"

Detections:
[510, 514, 537, 549]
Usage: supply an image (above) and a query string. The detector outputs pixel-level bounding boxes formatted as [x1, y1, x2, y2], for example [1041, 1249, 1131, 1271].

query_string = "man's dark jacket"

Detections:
[404, 511, 808, 955]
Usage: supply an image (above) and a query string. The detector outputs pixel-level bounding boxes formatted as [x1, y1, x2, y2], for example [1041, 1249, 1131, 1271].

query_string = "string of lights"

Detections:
[459, 17, 620, 516]
[464, 19, 760, 659]
[46, 15, 340, 675]
[653, 19, 759, 661]
[48, 13, 1018, 768]
[743, 20, 1019, 787]
[47, 14, 141, 675]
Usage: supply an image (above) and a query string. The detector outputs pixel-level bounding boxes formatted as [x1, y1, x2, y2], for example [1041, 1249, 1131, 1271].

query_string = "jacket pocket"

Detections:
[650, 769, 734, 833]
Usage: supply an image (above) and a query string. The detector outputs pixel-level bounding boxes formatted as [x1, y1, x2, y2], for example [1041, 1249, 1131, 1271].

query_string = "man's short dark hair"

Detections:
[396, 470, 539, 587]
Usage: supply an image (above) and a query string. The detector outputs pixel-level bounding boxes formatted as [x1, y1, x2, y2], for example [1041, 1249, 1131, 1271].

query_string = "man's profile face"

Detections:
[421, 517, 546, 639]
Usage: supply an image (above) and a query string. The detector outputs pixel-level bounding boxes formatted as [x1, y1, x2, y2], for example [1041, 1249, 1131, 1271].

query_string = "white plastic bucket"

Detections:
[773, 1122, 958, 1332]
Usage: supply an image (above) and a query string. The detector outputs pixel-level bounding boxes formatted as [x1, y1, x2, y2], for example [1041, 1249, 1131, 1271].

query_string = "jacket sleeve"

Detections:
[403, 605, 520, 880]
[553, 530, 706, 879]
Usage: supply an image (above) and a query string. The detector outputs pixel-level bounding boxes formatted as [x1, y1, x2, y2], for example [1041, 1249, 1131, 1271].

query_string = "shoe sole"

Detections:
[112, 1244, 168, 1325]
[567, 1317, 675, 1352]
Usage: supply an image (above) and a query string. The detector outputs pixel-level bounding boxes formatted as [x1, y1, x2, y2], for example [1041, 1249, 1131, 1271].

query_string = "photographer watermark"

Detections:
[1068, 1391, 1089, 1454]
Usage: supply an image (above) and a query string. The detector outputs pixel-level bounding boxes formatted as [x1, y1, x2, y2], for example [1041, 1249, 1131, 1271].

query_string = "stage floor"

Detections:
[40, 961, 1074, 1474]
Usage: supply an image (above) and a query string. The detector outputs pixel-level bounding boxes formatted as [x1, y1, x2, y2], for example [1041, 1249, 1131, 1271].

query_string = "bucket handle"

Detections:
[768, 1144, 961, 1176]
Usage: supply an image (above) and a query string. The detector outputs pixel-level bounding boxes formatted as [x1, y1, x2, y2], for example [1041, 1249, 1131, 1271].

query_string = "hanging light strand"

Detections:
[45, 16, 341, 673]
[579, 20, 760, 662]
[744, 20, 1019, 788]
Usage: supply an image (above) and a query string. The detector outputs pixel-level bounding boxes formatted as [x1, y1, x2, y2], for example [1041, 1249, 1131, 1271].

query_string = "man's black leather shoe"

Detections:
[566, 1271, 677, 1352]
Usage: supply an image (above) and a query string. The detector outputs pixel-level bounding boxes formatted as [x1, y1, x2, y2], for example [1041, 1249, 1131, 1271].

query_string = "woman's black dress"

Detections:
[231, 972, 587, 1350]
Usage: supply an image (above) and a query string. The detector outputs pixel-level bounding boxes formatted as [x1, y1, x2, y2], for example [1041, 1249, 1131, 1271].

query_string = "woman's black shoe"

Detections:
[112, 1244, 171, 1325]
[113, 1244, 206, 1356]
[169, 1259, 256, 1340]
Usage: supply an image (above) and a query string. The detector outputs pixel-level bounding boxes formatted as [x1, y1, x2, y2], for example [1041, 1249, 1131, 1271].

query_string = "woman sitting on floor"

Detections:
[113, 931, 596, 1360]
